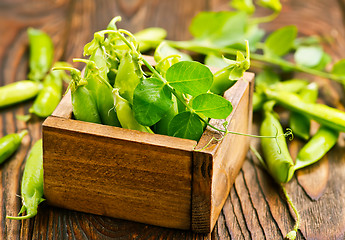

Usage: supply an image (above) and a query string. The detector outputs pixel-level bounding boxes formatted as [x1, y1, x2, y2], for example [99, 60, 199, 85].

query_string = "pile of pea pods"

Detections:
[54, 16, 249, 141]
[253, 70, 344, 184]
[0, 28, 69, 219]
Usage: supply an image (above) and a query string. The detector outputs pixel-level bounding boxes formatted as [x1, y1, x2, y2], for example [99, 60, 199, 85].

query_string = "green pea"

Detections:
[29, 62, 70, 118]
[114, 52, 143, 104]
[0, 130, 28, 164]
[289, 82, 318, 140]
[113, 89, 153, 133]
[294, 126, 339, 170]
[260, 101, 294, 183]
[264, 88, 345, 132]
[7, 139, 44, 220]
[27, 28, 54, 81]
[0, 80, 41, 108]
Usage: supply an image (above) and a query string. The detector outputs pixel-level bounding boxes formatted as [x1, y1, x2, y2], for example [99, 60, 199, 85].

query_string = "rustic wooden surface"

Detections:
[1, 0, 345, 239]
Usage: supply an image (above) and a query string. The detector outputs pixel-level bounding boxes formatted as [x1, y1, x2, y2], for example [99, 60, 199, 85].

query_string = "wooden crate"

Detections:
[42, 71, 254, 233]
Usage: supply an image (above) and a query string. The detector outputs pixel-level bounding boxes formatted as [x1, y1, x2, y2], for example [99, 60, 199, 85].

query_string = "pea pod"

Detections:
[113, 89, 153, 133]
[134, 27, 167, 52]
[29, 62, 70, 118]
[254, 79, 309, 112]
[54, 67, 102, 124]
[0, 80, 41, 108]
[0, 130, 28, 164]
[7, 139, 44, 220]
[80, 58, 120, 127]
[294, 126, 339, 170]
[264, 88, 345, 132]
[210, 68, 237, 95]
[27, 28, 54, 81]
[289, 82, 318, 140]
[260, 101, 294, 183]
[114, 51, 143, 104]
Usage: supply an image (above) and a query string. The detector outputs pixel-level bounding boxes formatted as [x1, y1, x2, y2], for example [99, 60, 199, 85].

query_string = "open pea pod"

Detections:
[260, 101, 294, 183]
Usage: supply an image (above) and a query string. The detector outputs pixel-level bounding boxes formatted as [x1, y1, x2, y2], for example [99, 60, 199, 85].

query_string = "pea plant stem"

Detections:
[166, 40, 345, 84]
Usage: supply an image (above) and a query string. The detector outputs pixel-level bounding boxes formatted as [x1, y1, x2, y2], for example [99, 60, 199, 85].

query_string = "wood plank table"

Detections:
[1, 0, 345, 239]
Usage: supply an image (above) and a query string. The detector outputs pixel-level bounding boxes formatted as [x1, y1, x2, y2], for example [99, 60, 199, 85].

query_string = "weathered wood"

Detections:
[1, 0, 345, 239]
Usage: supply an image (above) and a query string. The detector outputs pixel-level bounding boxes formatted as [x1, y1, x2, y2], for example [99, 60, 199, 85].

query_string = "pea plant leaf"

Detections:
[133, 77, 173, 126]
[168, 111, 204, 141]
[294, 46, 323, 68]
[191, 93, 233, 119]
[166, 61, 213, 96]
[189, 11, 247, 47]
[264, 25, 297, 57]
[331, 59, 345, 77]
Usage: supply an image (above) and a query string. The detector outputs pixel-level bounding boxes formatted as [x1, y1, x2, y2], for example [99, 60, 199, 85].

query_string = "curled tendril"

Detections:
[284, 128, 294, 141]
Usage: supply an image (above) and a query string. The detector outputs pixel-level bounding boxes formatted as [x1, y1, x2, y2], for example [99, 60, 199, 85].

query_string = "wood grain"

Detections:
[1, 0, 345, 239]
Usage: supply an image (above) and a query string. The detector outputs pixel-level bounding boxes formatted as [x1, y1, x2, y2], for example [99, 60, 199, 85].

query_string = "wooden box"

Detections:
[42, 70, 254, 233]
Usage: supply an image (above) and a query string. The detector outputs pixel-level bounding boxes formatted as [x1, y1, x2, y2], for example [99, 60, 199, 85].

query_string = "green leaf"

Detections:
[264, 25, 297, 57]
[189, 11, 247, 47]
[257, 0, 282, 12]
[168, 111, 204, 141]
[230, 0, 255, 14]
[294, 46, 323, 68]
[133, 77, 173, 126]
[332, 59, 345, 77]
[166, 61, 213, 96]
[191, 93, 233, 119]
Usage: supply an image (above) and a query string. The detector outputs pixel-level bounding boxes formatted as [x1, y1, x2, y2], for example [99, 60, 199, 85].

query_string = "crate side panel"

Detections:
[43, 118, 193, 230]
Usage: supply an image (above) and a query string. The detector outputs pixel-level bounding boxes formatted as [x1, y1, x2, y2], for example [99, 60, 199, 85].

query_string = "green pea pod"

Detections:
[289, 82, 318, 140]
[114, 51, 142, 104]
[294, 126, 339, 171]
[260, 101, 294, 183]
[270, 79, 309, 92]
[264, 88, 345, 132]
[80, 57, 120, 127]
[29, 62, 70, 118]
[113, 89, 153, 133]
[72, 86, 102, 124]
[210, 67, 237, 95]
[0, 80, 41, 108]
[53, 67, 102, 124]
[27, 28, 54, 81]
[254, 79, 309, 112]
[134, 27, 167, 52]
[7, 139, 44, 220]
[0, 130, 28, 164]
[154, 41, 192, 63]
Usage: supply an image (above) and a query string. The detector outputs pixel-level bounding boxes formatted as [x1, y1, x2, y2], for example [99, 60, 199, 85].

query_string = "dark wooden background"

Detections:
[1, 0, 345, 239]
